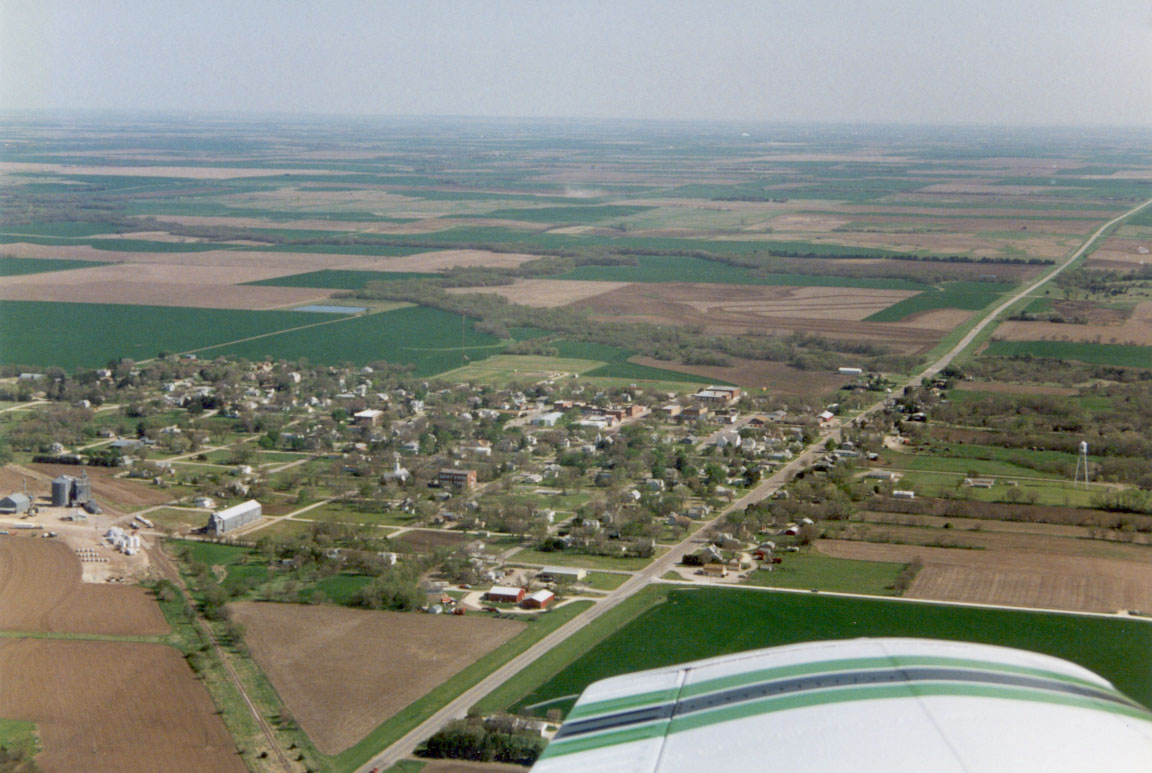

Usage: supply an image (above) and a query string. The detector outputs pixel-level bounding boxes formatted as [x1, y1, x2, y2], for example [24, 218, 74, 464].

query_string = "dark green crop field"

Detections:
[0, 301, 340, 370]
[0, 256, 107, 276]
[865, 281, 1016, 321]
[209, 305, 505, 376]
[981, 340, 1152, 369]
[511, 587, 1152, 717]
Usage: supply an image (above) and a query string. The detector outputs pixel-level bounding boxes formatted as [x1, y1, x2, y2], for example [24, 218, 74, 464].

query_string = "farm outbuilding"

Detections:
[207, 500, 262, 535]
[538, 566, 587, 583]
[523, 589, 555, 609]
[0, 493, 31, 514]
[485, 586, 525, 604]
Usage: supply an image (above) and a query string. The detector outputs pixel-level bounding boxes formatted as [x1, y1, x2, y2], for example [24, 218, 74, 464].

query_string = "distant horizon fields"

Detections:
[1, 117, 1151, 383]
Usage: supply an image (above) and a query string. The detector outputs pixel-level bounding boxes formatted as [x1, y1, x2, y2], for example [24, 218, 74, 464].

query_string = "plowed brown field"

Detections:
[0, 538, 168, 635]
[817, 538, 1152, 613]
[27, 464, 171, 508]
[572, 282, 944, 354]
[0, 638, 243, 773]
[229, 602, 523, 754]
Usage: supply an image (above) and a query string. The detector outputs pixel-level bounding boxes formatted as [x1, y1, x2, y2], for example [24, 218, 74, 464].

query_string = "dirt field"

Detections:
[995, 301, 1152, 346]
[0, 638, 243, 773]
[629, 355, 849, 395]
[572, 282, 944, 354]
[27, 464, 173, 508]
[447, 278, 628, 307]
[0, 261, 331, 309]
[364, 249, 543, 272]
[229, 602, 524, 754]
[817, 535, 1152, 613]
[0, 537, 169, 635]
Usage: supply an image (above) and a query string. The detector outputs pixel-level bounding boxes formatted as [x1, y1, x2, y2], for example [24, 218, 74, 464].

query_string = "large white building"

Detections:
[207, 500, 262, 535]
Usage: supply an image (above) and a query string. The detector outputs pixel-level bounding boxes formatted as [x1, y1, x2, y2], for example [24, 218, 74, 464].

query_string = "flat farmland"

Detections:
[0, 638, 243, 773]
[627, 355, 849, 394]
[981, 339, 1152, 368]
[510, 587, 1152, 718]
[0, 300, 341, 370]
[228, 602, 524, 754]
[993, 300, 1152, 346]
[0, 261, 330, 309]
[570, 282, 947, 354]
[816, 535, 1152, 614]
[0, 538, 169, 635]
[447, 278, 629, 308]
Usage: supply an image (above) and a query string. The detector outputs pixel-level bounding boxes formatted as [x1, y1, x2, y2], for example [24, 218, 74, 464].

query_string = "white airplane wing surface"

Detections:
[532, 638, 1152, 773]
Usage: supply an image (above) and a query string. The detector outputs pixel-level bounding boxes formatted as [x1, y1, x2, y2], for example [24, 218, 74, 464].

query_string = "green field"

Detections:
[509, 587, 1152, 717]
[0, 301, 341, 370]
[981, 340, 1152, 369]
[243, 269, 437, 288]
[209, 305, 505, 376]
[0, 256, 107, 276]
[745, 552, 906, 595]
[0, 301, 513, 376]
[550, 340, 725, 384]
[865, 281, 1015, 322]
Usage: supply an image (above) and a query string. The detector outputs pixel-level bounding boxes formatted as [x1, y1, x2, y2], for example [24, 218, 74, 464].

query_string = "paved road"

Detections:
[358, 195, 1152, 772]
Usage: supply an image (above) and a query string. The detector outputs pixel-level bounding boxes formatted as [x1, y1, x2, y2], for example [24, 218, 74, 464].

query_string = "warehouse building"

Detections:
[206, 500, 262, 535]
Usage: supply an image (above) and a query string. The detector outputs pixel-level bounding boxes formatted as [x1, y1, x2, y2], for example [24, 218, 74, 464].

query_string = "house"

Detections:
[193, 496, 217, 509]
[702, 563, 729, 578]
[715, 431, 742, 449]
[485, 585, 525, 604]
[0, 493, 31, 514]
[522, 589, 555, 609]
[658, 403, 682, 418]
[206, 500, 262, 535]
[439, 469, 477, 489]
[683, 545, 724, 566]
[865, 469, 896, 481]
[353, 408, 384, 426]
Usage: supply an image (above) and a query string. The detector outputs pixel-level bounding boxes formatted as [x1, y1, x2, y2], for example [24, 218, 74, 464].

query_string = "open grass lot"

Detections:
[744, 551, 906, 595]
[508, 587, 1152, 718]
[511, 547, 661, 571]
[981, 339, 1152, 369]
[145, 507, 211, 532]
[883, 470, 1107, 508]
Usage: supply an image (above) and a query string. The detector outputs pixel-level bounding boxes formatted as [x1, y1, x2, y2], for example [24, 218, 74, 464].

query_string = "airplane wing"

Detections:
[532, 638, 1152, 772]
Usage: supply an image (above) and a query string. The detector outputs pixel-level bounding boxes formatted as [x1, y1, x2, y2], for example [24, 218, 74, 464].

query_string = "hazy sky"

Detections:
[3, 0, 1151, 126]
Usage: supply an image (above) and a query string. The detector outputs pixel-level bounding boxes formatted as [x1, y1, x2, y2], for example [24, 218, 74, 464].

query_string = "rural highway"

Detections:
[357, 195, 1152, 772]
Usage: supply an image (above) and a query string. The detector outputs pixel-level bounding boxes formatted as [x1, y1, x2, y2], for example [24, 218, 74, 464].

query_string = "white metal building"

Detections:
[207, 500, 262, 535]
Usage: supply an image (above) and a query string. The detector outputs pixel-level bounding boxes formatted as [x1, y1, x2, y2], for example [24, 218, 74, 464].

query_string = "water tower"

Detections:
[1074, 441, 1090, 488]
